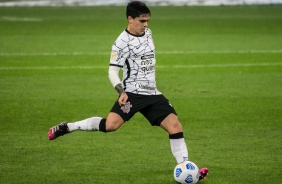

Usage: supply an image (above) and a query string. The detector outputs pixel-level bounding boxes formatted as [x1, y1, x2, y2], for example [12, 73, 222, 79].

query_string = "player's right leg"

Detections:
[104, 112, 125, 132]
[48, 122, 70, 140]
[48, 113, 124, 140]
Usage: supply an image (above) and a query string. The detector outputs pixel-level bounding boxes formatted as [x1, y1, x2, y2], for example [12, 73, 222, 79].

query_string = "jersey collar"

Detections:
[125, 29, 145, 37]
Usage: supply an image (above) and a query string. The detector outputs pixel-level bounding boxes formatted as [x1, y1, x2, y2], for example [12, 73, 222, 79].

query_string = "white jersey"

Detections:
[110, 28, 162, 95]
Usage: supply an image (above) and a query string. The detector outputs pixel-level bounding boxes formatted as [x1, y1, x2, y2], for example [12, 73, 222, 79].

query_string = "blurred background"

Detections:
[0, 0, 281, 6]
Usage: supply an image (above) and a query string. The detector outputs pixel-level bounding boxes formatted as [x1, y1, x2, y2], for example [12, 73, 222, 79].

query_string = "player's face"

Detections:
[127, 14, 150, 36]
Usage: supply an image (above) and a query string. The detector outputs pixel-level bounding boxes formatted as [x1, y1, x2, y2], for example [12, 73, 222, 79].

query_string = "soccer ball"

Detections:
[173, 161, 200, 184]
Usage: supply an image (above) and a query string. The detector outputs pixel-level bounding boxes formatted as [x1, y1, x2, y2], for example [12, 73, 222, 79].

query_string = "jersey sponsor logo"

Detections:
[141, 60, 154, 73]
[141, 60, 153, 66]
[135, 83, 156, 90]
[141, 65, 154, 73]
[141, 54, 154, 60]
[121, 101, 132, 114]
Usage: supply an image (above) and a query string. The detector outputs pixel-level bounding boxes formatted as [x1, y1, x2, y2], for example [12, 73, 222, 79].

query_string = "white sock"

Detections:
[170, 138, 189, 164]
[67, 117, 102, 132]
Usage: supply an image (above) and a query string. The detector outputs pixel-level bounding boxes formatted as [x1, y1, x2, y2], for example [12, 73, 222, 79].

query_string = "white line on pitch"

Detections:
[157, 50, 282, 54]
[1, 50, 282, 56]
[170, 63, 282, 68]
[0, 16, 42, 22]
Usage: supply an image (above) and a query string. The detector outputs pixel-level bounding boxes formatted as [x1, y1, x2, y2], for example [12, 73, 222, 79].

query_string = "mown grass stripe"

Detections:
[1, 62, 281, 70]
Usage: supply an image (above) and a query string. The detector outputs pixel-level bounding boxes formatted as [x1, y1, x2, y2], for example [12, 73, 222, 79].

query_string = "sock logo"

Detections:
[121, 101, 132, 114]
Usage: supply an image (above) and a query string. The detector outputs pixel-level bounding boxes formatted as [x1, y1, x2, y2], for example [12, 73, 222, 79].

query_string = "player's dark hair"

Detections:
[126, 1, 151, 19]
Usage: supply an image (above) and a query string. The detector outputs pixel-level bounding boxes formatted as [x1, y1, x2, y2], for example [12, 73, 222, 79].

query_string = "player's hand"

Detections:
[118, 92, 128, 106]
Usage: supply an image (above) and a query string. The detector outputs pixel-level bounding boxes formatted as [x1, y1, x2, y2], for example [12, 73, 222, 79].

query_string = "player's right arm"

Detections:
[108, 65, 128, 105]
[109, 32, 130, 105]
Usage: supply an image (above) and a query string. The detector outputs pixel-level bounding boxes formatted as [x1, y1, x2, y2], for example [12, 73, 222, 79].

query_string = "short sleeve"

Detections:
[110, 36, 130, 68]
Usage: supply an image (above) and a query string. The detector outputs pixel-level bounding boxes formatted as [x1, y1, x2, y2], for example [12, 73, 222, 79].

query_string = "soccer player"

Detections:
[48, 1, 208, 181]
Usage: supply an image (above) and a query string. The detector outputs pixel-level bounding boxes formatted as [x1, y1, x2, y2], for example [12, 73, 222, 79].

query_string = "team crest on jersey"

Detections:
[121, 102, 132, 114]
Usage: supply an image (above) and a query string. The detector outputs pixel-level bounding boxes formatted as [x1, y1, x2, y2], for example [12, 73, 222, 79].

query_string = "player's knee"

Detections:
[161, 114, 183, 134]
[105, 113, 124, 132]
[174, 122, 183, 132]
[169, 121, 183, 132]
[105, 123, 117, 132]
[105, 120, 122, 132]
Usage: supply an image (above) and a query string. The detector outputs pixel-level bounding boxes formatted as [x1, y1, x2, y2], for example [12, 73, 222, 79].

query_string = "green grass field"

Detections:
[0, 5, 282, 184]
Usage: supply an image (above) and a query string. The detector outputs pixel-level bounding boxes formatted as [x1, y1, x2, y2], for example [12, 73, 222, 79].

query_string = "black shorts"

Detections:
[110, 92, 177, 126]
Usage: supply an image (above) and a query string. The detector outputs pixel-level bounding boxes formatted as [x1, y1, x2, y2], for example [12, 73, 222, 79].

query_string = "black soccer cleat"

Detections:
[48, 122, 69, 140]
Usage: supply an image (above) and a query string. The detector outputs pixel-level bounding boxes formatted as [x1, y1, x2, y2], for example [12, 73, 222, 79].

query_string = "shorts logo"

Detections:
[121, 101, 132, 114]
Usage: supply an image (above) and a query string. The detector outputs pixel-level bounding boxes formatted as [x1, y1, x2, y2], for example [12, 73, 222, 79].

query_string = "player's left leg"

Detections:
[160, 114, 208, 181]
[160, 113, 189, 164]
